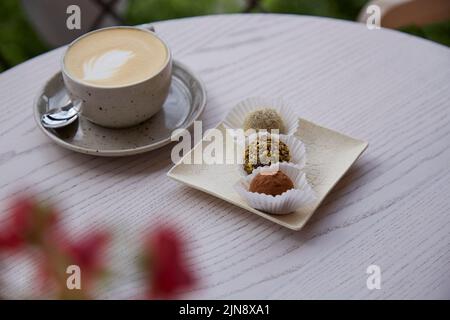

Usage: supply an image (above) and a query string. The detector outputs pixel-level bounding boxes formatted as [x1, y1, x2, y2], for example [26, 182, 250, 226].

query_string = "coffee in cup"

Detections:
[62, 26, 172, 128]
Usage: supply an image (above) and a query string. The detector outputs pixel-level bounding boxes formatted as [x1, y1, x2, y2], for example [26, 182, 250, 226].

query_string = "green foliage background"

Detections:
[0, 0, 47, 71]
[0, 0, 449, 72]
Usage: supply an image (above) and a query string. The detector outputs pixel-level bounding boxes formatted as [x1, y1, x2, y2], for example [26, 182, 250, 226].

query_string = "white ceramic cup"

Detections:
[61, 26, 172, 128]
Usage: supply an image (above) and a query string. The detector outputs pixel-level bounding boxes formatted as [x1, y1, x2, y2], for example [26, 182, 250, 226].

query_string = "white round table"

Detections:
[0, 14, 449, 299]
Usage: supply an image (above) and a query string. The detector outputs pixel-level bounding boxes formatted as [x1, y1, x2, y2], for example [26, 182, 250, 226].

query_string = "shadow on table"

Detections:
[295, 156, 376, 237]
[61, 140, 178, 178]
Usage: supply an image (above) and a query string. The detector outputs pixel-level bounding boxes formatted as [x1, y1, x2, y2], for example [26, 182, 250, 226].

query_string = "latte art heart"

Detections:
[82, 50, 135, 81]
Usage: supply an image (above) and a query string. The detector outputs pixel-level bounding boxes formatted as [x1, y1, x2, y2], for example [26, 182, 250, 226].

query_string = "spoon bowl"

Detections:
[41, 100, 80, 129]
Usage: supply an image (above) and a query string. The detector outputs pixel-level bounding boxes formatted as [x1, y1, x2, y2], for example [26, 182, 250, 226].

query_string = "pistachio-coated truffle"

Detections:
[243, 108, 285, 133]
[249, 171, 294, 196]
[243, 137, 290, 174]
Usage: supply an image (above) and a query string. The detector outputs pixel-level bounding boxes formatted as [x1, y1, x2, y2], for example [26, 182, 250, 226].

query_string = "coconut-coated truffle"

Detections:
[243, 108, 285, 133]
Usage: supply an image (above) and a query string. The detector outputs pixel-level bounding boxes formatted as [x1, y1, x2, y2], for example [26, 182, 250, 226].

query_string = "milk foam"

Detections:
[82, 50, 135, 81]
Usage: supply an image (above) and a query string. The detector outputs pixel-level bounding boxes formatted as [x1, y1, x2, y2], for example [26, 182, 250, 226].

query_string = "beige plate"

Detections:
[34, 60, 206, 156]
[167, 119, 368, 230]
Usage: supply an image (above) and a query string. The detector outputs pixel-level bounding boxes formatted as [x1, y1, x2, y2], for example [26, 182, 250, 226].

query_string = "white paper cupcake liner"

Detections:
[237, 132, 306, 176]
[234, 162, 316, 215]
[223, 96, 300, 136]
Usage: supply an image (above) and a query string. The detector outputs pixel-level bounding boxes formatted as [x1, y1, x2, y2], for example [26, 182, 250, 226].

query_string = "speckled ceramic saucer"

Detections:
[34, 60, 206, 156]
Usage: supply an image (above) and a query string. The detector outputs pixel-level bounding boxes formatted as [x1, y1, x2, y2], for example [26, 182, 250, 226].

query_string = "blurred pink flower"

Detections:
[0, 196, 58, 251]
[1, 194, 199, 299]
[36, 230, 110, 299]
[61, 231, 110, 288]
[143, 227, 195, 299]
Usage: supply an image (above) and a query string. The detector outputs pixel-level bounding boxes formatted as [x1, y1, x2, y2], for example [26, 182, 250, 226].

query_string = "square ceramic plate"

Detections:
[167, 118, 368, 230]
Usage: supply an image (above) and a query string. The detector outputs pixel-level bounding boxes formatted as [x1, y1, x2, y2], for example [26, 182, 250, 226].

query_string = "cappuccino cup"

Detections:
[62, 26, 172, 128]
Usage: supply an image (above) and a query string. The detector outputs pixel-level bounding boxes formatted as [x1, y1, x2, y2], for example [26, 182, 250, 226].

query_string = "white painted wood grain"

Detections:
[0, 14, 449, 299]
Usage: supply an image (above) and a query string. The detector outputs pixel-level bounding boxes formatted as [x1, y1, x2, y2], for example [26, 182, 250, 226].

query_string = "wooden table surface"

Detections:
[0, 14, 449, 299]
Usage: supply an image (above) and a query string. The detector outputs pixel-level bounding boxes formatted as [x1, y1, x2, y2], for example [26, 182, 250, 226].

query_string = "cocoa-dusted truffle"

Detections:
[243, 136, 290, 174]
[249, 171, 294, 196]
[243, 108, 285, 133]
